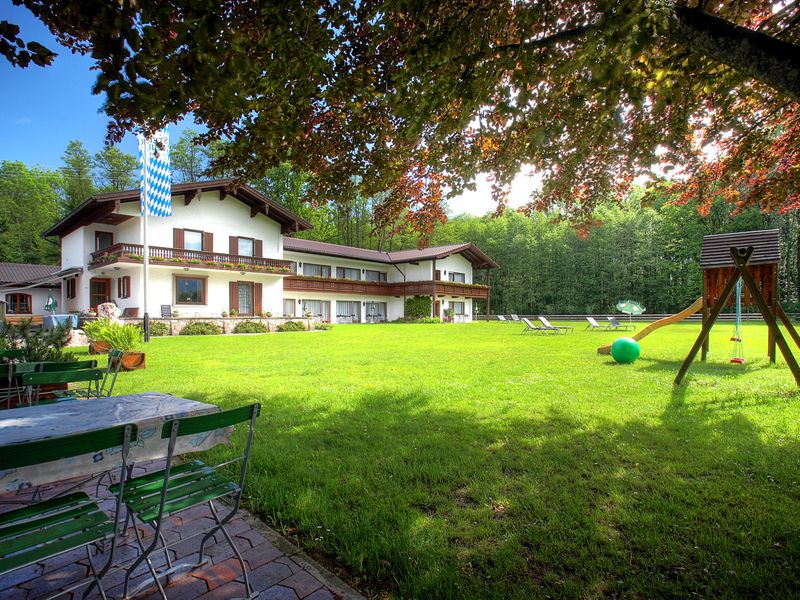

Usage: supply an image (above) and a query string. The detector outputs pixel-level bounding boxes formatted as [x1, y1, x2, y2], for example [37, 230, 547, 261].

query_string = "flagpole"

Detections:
[142, 138, 151, 342]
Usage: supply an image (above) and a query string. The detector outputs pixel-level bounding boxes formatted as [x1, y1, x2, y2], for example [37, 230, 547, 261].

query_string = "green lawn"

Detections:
[102, 321, 800, 598]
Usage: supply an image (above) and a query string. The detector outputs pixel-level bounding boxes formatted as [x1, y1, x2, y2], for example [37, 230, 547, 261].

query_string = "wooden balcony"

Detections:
[284, 276, 489, 298]
[90, 243, 296, 275]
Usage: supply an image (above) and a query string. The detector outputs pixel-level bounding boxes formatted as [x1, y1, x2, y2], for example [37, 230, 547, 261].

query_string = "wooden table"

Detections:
[0, 392, 228, 494]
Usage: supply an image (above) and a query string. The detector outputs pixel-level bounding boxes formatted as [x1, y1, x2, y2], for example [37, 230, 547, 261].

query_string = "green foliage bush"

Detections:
[417, 317, 442, 324]
[83, 318, 143, 350]
[405, 295, 432, 319]
[277, 320, 306, 332]
[0, 320, 75, 362]
[180, 321, 223, 336]
[315, 322, 334, 330]
[148, 321, 170, 336]
[235, 321, 269, 334]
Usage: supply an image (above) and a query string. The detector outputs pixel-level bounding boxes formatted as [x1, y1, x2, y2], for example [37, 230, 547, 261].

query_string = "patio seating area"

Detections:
[0, 461, 357, 600]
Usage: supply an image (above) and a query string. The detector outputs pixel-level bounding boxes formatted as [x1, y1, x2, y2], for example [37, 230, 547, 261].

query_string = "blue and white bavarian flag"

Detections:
[137, 127, 172, 217]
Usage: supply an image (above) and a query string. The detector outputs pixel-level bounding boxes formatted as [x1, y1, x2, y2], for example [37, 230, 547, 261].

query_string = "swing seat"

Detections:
[730, 357, 746, 364]
[730, 337, 742, 342]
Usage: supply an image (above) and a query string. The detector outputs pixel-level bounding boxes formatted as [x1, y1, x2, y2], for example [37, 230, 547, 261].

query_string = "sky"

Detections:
[0, 1, 539, 217]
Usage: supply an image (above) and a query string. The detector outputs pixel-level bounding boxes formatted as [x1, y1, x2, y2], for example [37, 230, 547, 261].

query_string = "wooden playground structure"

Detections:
[599, 229, 800, 386]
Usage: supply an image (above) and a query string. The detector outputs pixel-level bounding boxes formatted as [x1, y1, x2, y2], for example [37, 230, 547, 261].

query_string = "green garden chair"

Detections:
[0, 423, 137, 600]
[0, 348, 26, 361]
[115, 403, 261, 600]
[51, 352, 122, 401]
[22, 368, 104, 405]
[37, 359, 98, 372]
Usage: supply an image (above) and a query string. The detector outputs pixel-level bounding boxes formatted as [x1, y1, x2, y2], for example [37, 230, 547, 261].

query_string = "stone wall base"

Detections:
[121, 317, 314, 336]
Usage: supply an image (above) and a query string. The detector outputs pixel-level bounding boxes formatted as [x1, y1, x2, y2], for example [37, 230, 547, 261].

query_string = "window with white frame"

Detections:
[336, 267, 361, 280]
[238, 237, 254, 257]
[184, 230, 203, 251]
[303, 263, 331, 278]
[364, 269, 387, 282]
[450, 301, 465, 315]
[449, 272, 466, 283]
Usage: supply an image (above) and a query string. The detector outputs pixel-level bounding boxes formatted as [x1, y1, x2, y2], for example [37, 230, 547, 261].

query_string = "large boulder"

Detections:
[97, 302, 122, 323]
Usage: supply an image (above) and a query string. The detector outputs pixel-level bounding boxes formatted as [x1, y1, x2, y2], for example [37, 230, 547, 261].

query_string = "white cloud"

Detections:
[446, 166, 543, 216]
[11, 117, 33, 126]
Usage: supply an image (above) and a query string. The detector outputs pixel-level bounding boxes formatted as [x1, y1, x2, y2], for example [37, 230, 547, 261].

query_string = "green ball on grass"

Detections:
[611, 337, 640, 364]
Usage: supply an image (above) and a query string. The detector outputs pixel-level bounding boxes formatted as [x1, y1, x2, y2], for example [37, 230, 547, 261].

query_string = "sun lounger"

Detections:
[521, 317, 551, 334]
[510, 314, 521, 322]
[607, 316, 636, 331]
[586, 316, 609, 330]
[497, 315, 508, 322]
[538, 316, 573, 334]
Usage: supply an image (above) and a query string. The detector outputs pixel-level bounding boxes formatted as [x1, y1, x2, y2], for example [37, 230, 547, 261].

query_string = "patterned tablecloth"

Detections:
[0, 392, 230, 493]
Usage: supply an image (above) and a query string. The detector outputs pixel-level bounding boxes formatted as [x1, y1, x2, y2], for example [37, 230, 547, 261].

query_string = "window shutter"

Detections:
[117, 278, 122, 298]
[203, 232, 213, 252]
[229, 281, 239, 312]
[254, 282, 262, 315]
[229, 236, 238, 255]
[173, 228, 184, 249]
[254, 239, 263, 257]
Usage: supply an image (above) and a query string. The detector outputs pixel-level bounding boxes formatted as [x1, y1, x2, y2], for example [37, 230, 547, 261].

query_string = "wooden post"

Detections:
[768, 265, 779, 363]
[486, 268, 491, 321]
[675, 247, 753, 385]
[776, 303, 800, 351]
[701, 299, 709, 362]
[732, 250, 800, 386]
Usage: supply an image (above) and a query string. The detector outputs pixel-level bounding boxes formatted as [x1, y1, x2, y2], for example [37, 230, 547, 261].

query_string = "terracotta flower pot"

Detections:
[89, 340, 111, 355]
[118, 351, 146, 371]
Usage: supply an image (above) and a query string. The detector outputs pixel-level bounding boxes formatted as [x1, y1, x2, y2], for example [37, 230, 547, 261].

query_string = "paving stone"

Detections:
[305, 589, 336, 600]
[195, 580, 248, 599]
[242, 540, 283, 570]
[235, 528, 268, 548]
[0, 587, 27, 600]
[248, 561, 293, 590]
[0, 564, 42, 591]
[141, 575, 208, 600]
[20, 563, 88, 598]
[274, 556, 303, 574]
[260, 585, 300, 600]
[191, 558, 242, 590]
[280, 571, 324, 598]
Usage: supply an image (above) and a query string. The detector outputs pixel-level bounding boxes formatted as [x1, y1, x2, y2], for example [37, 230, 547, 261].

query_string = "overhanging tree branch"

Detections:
[671, 6, 800, 103]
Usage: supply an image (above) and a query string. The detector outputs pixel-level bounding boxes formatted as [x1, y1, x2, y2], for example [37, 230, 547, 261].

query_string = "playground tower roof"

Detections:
[700, 229, 780, 269]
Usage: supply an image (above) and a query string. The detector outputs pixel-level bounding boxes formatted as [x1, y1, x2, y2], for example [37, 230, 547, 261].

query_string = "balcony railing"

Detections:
[90, 243, 296, 275]
[284, 276, 489, 298]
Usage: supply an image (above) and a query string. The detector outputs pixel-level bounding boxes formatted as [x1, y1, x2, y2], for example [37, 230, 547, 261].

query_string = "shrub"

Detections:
[83, 318, 143, 350]
[180, 321, 223, 336]
[405, 295, 432, 319]
[315, 322, 334, 331]
[136, 321, 170, 336]
[0, 320, 74, 362]
[235, 321, 269, 333]
[418, 317, 442, 324]
[277, 320, 306, 332]
[230, 309, 239, 316]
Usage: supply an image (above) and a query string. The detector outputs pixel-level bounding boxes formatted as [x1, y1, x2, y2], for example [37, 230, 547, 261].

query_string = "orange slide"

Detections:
[597, 297, 703, 355]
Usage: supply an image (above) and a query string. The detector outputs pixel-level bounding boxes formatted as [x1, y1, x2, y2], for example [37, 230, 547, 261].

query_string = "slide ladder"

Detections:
[597, 297, 703, 355]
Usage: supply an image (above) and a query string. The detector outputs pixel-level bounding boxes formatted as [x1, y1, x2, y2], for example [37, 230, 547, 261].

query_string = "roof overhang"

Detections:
[44, 180, 313, 238]
[0, 267, 82, 292]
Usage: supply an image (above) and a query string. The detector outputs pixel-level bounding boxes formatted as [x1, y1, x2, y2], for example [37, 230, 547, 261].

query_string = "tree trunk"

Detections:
[670, 6, 800, 103]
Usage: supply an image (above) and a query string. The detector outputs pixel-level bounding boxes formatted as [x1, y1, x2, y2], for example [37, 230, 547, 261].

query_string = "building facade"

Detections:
[44, 180, 496, 322]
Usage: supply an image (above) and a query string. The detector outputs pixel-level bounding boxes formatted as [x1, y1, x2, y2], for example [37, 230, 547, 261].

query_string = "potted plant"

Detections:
[172, 310, 180, 317]
[83, 318, 111, 354]
[230, 308, 239, 317]
[104, 322, 146, 370]
[221, 310, 229, 317]
[444, 308, 455, 323]
[261, 311, 272, 318]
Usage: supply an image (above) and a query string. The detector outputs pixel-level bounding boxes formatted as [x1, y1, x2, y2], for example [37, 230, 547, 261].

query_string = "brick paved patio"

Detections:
[0, 463, 363, 600]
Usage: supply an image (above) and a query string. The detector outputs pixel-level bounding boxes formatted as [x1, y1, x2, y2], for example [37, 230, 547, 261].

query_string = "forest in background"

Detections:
[2, 131, 799, 315]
